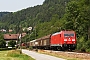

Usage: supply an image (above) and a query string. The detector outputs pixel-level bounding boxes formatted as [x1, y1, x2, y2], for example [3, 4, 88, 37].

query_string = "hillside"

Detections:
[0, 0, 90, 52]
[0, 0, 70, 30]
[0, 12, 10, 18]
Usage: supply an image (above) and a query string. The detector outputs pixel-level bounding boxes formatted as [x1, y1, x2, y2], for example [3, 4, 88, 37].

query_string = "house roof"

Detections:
[4, 34, 18, 40]
[4, 33, 26, 40]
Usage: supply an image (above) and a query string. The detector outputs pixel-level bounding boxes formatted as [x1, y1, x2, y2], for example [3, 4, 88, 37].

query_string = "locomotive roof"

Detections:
[52, 32, 60, 36]
[62, 30, 75, 33]
[52, 31, 75, 36]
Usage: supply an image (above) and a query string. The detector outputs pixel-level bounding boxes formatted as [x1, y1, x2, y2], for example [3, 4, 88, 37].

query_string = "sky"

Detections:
[0, 0, 45, 12]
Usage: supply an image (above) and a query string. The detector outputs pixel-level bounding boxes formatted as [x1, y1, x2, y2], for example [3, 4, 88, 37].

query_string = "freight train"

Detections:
[30, 30, 76, 50]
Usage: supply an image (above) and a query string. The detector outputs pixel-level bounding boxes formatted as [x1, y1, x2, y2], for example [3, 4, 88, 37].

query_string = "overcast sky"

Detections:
[0, 0, 45, 12]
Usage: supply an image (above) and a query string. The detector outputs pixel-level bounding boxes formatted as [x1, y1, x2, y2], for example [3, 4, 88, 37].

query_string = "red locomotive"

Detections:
[30, 30, 76, 50]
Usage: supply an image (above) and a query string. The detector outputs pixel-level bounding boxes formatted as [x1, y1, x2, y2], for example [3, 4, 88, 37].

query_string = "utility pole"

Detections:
[35, 26, 36, 39]
[19, 25, 22, 54]
[34, 22, 37, 39]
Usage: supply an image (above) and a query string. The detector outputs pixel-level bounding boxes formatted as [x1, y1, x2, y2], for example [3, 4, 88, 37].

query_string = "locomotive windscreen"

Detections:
[64, 34, 74, 37]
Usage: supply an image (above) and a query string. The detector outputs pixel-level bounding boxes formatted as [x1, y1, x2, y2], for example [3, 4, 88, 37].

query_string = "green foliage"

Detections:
[0, 12, 10, 18]
[0, 34, 6, 48]
[29, 46, 33, 50]
[64, 0, 90, 51]
[0, 48, 15, 51]
[8, 40, 16, 47]
[0, 39, 6, 48]
[77, 37, 86, 51]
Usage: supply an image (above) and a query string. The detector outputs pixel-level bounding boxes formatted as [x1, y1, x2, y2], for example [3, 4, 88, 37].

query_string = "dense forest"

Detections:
[0, 12, 10, 18]
[0, 0, 90, 52]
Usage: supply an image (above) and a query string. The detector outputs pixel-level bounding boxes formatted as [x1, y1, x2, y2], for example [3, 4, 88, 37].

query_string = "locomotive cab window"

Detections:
[64, 34, 74, 37]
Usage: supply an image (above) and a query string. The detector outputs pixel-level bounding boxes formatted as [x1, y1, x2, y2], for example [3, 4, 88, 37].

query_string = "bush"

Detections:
[86, 49, 90, 52]
[29, 46, 33, 50]
[8, 40, 16, 47]
[0, 39, 6, 48]
[0, 48, 15, 51]
[81, 48, 86, 52]
[77, 37, 86, 51]
[22, 46, 26, 49]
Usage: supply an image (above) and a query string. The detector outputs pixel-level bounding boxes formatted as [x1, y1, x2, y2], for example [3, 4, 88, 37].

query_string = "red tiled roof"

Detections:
[4, 33, 26, 40]
[4, 34, 18, 40]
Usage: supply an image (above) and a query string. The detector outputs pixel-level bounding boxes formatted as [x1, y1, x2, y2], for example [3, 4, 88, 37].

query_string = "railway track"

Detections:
[38, 49, 90, 59]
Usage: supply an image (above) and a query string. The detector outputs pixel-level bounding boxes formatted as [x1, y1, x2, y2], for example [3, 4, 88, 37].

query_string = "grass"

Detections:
[0, 50, 35, 60]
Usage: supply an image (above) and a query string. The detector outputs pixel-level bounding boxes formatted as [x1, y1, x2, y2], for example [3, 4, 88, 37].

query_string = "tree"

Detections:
[62, 0, 90, 51]
[0, 34, 6, 48]
[8, 40, 16, 47]
[0, 39, 6, 48]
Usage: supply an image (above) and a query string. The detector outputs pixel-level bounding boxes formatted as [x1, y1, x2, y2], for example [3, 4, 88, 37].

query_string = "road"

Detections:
[22, 49, 65, 60]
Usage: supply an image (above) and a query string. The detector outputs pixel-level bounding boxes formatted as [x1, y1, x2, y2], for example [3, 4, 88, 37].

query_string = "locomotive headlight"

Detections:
[64, 39, 67, 41]
[72, 39, 75, 41]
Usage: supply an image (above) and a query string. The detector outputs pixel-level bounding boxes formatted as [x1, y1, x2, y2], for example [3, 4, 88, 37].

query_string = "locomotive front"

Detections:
[62, 31, 76, 50]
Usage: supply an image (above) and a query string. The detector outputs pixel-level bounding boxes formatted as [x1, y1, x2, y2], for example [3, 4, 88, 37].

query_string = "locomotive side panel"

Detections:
[51, 33, 62, 46]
